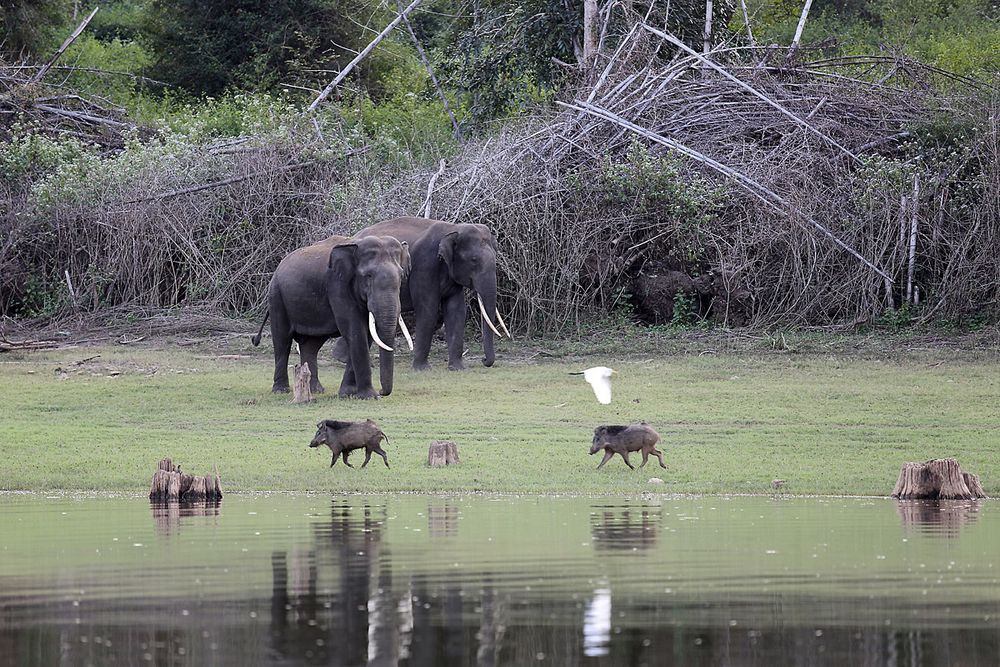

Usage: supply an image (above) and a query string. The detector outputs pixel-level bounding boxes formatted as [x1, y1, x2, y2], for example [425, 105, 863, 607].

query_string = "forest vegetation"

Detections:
[1, 0, 998, 335]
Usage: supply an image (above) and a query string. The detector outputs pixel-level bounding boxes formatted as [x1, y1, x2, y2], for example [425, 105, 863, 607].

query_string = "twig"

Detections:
[308, 0, 423, 112]
[738, 0, 756, 48]
[31, 7, 100, 84]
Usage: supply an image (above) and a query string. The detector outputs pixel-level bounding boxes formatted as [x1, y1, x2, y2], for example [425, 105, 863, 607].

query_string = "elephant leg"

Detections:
[620, 452, 635, 470]
[443, 291, 468, 371]
[361, 449, 373, 468]
[340, 324, 378, 400]
[596, 450, 614, 469]
[411, 310, 436, 371]
[330, 336, 350, 364]
[270, 309, 292, 393]
[338, 357, 358, 397]
[298, 336, 326, 394]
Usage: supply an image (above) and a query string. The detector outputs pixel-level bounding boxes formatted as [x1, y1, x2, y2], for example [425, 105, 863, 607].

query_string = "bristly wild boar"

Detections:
[309, 419, 390, 468]
[590, 423, 666, 470]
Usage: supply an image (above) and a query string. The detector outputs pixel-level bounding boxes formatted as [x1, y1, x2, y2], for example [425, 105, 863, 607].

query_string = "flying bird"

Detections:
[570, 366, 616, 404]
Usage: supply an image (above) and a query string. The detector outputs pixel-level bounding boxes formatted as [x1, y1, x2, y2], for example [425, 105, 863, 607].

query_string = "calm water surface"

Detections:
[1, 495, 999, 666]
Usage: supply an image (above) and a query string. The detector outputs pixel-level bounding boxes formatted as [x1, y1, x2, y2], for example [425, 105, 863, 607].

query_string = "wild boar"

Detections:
[590, 423, 665, 470]
[309, 419, 390, 468]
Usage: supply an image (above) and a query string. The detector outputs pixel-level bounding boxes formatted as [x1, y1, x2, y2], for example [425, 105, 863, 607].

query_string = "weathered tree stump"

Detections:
[149, 459, 223, 502]
[891, 458, 987, 500]
[428, 440, 460, 467]
[292, 363, 313, 404]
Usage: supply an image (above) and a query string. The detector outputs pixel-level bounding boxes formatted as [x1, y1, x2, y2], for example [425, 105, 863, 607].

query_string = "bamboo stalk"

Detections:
[790, 0, 815, 57]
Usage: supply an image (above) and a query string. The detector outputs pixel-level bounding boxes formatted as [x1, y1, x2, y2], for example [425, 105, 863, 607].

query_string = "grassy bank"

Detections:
[1, 333, 998, 496]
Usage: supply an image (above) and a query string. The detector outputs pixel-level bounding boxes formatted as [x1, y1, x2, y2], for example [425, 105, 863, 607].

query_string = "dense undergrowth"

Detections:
[1, 0, 998, 334]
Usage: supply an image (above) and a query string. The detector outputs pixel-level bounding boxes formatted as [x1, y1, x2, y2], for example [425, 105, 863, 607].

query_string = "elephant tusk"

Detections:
[477, 294, 503, 338]
[495, 308, 513, 340]
[369, 312, 393, 352]
[398, 315, 413, 351]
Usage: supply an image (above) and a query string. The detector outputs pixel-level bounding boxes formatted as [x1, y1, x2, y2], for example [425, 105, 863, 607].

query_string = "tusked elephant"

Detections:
[335, 217, 511, 371]
[251, 235, 411, 399]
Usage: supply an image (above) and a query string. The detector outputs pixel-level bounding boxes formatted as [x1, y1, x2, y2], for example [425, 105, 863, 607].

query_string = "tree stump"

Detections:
[292, 363, 313, 404]
[149, 459, 223, 502]
[428, 440, 460, 467]
[891, 458, 987, 500]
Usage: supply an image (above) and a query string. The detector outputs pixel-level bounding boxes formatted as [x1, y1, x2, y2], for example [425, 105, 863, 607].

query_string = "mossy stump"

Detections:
[428, 440, 460, 467]
[149, 458, 223, 502]
[891, 458, 986, 500]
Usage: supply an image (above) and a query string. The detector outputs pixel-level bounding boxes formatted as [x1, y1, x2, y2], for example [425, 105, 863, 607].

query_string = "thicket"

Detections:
[1, 0, 998, 333]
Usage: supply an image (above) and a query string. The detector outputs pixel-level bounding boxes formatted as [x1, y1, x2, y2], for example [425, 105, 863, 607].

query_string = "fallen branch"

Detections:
[31, 7, 100, 84]
[308, 0, 424, 112]
[402, 12, 462, 140]
[121, 162, 315, 205]
[420, 159, 447, 218]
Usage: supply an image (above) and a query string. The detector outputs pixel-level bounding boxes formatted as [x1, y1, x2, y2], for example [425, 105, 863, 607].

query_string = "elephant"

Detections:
[251, 235, 411, 399]
[334, 217, 511, 371]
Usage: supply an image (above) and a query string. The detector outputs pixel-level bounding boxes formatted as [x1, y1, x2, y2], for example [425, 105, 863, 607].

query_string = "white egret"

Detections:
[570, 366, 616, 404]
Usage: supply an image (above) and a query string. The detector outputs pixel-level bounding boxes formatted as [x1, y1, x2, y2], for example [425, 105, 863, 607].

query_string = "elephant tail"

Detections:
[251, 311, 269, 346]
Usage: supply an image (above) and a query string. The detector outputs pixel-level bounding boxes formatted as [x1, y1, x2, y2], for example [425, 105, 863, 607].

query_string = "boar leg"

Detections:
[640, 450, 650, 468]
[620, 451, 635, 469]
[330, 451, 340, 467]
[362, 449, 373, 468]
[596, 450, 614, 469]
[342, 450, 355, 468]
[653, 448, 667, 468]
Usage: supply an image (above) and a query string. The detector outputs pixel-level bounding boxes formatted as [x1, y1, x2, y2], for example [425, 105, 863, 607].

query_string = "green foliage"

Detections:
[744, 0, 1000, 78]
[0, 131, 92, 181]
[16, 274, 65, 318]
[878, 305, 914, 330]
[143, 0, 370, 95]
[0, 0, 70, 56]
[671, 289, 699, 326]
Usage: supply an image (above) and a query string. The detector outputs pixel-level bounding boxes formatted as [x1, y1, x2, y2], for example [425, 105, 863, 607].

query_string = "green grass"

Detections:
[1, 337, 998, 495]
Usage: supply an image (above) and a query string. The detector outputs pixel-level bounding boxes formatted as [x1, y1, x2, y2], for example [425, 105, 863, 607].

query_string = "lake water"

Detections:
[1, 495, 998, 666]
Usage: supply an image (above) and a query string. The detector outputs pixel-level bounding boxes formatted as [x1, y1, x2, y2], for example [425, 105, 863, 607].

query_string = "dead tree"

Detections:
[428, 440, 460, 467]
[891, 458, 987, 500]
[292, 363, 313, 404]
[149, 459, 223, 502]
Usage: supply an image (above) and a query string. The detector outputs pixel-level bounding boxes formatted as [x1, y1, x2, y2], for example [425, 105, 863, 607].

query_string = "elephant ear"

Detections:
[437, 231, 459, 272]
[328, 243, 358, 281]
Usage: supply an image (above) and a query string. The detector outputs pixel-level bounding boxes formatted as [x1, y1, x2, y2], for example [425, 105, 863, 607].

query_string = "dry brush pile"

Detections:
[337, 27, 1000, 332]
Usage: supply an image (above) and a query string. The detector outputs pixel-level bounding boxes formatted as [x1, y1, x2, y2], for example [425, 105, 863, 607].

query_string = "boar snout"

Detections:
[309, 423, 327, 448]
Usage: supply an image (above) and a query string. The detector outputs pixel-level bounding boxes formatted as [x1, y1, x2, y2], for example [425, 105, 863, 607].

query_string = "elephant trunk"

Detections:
[473, 275, 499, 368]
[373, 304, 399, 396]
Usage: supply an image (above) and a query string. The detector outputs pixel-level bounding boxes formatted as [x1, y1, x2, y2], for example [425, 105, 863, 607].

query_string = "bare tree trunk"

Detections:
[789, 0, 814, 57]
[738, 0, 756, 48]
[703, 0, 714, 55]
[583, 0, 599, 69]
[907, 175, 920, 304]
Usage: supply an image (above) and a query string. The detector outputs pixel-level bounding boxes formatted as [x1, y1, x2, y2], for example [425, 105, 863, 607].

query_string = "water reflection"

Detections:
[3, 496, 1000, 666]
[150, 500, 220, 534]
[590, 505, 660, 550]
[896, 499, 982, 538]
